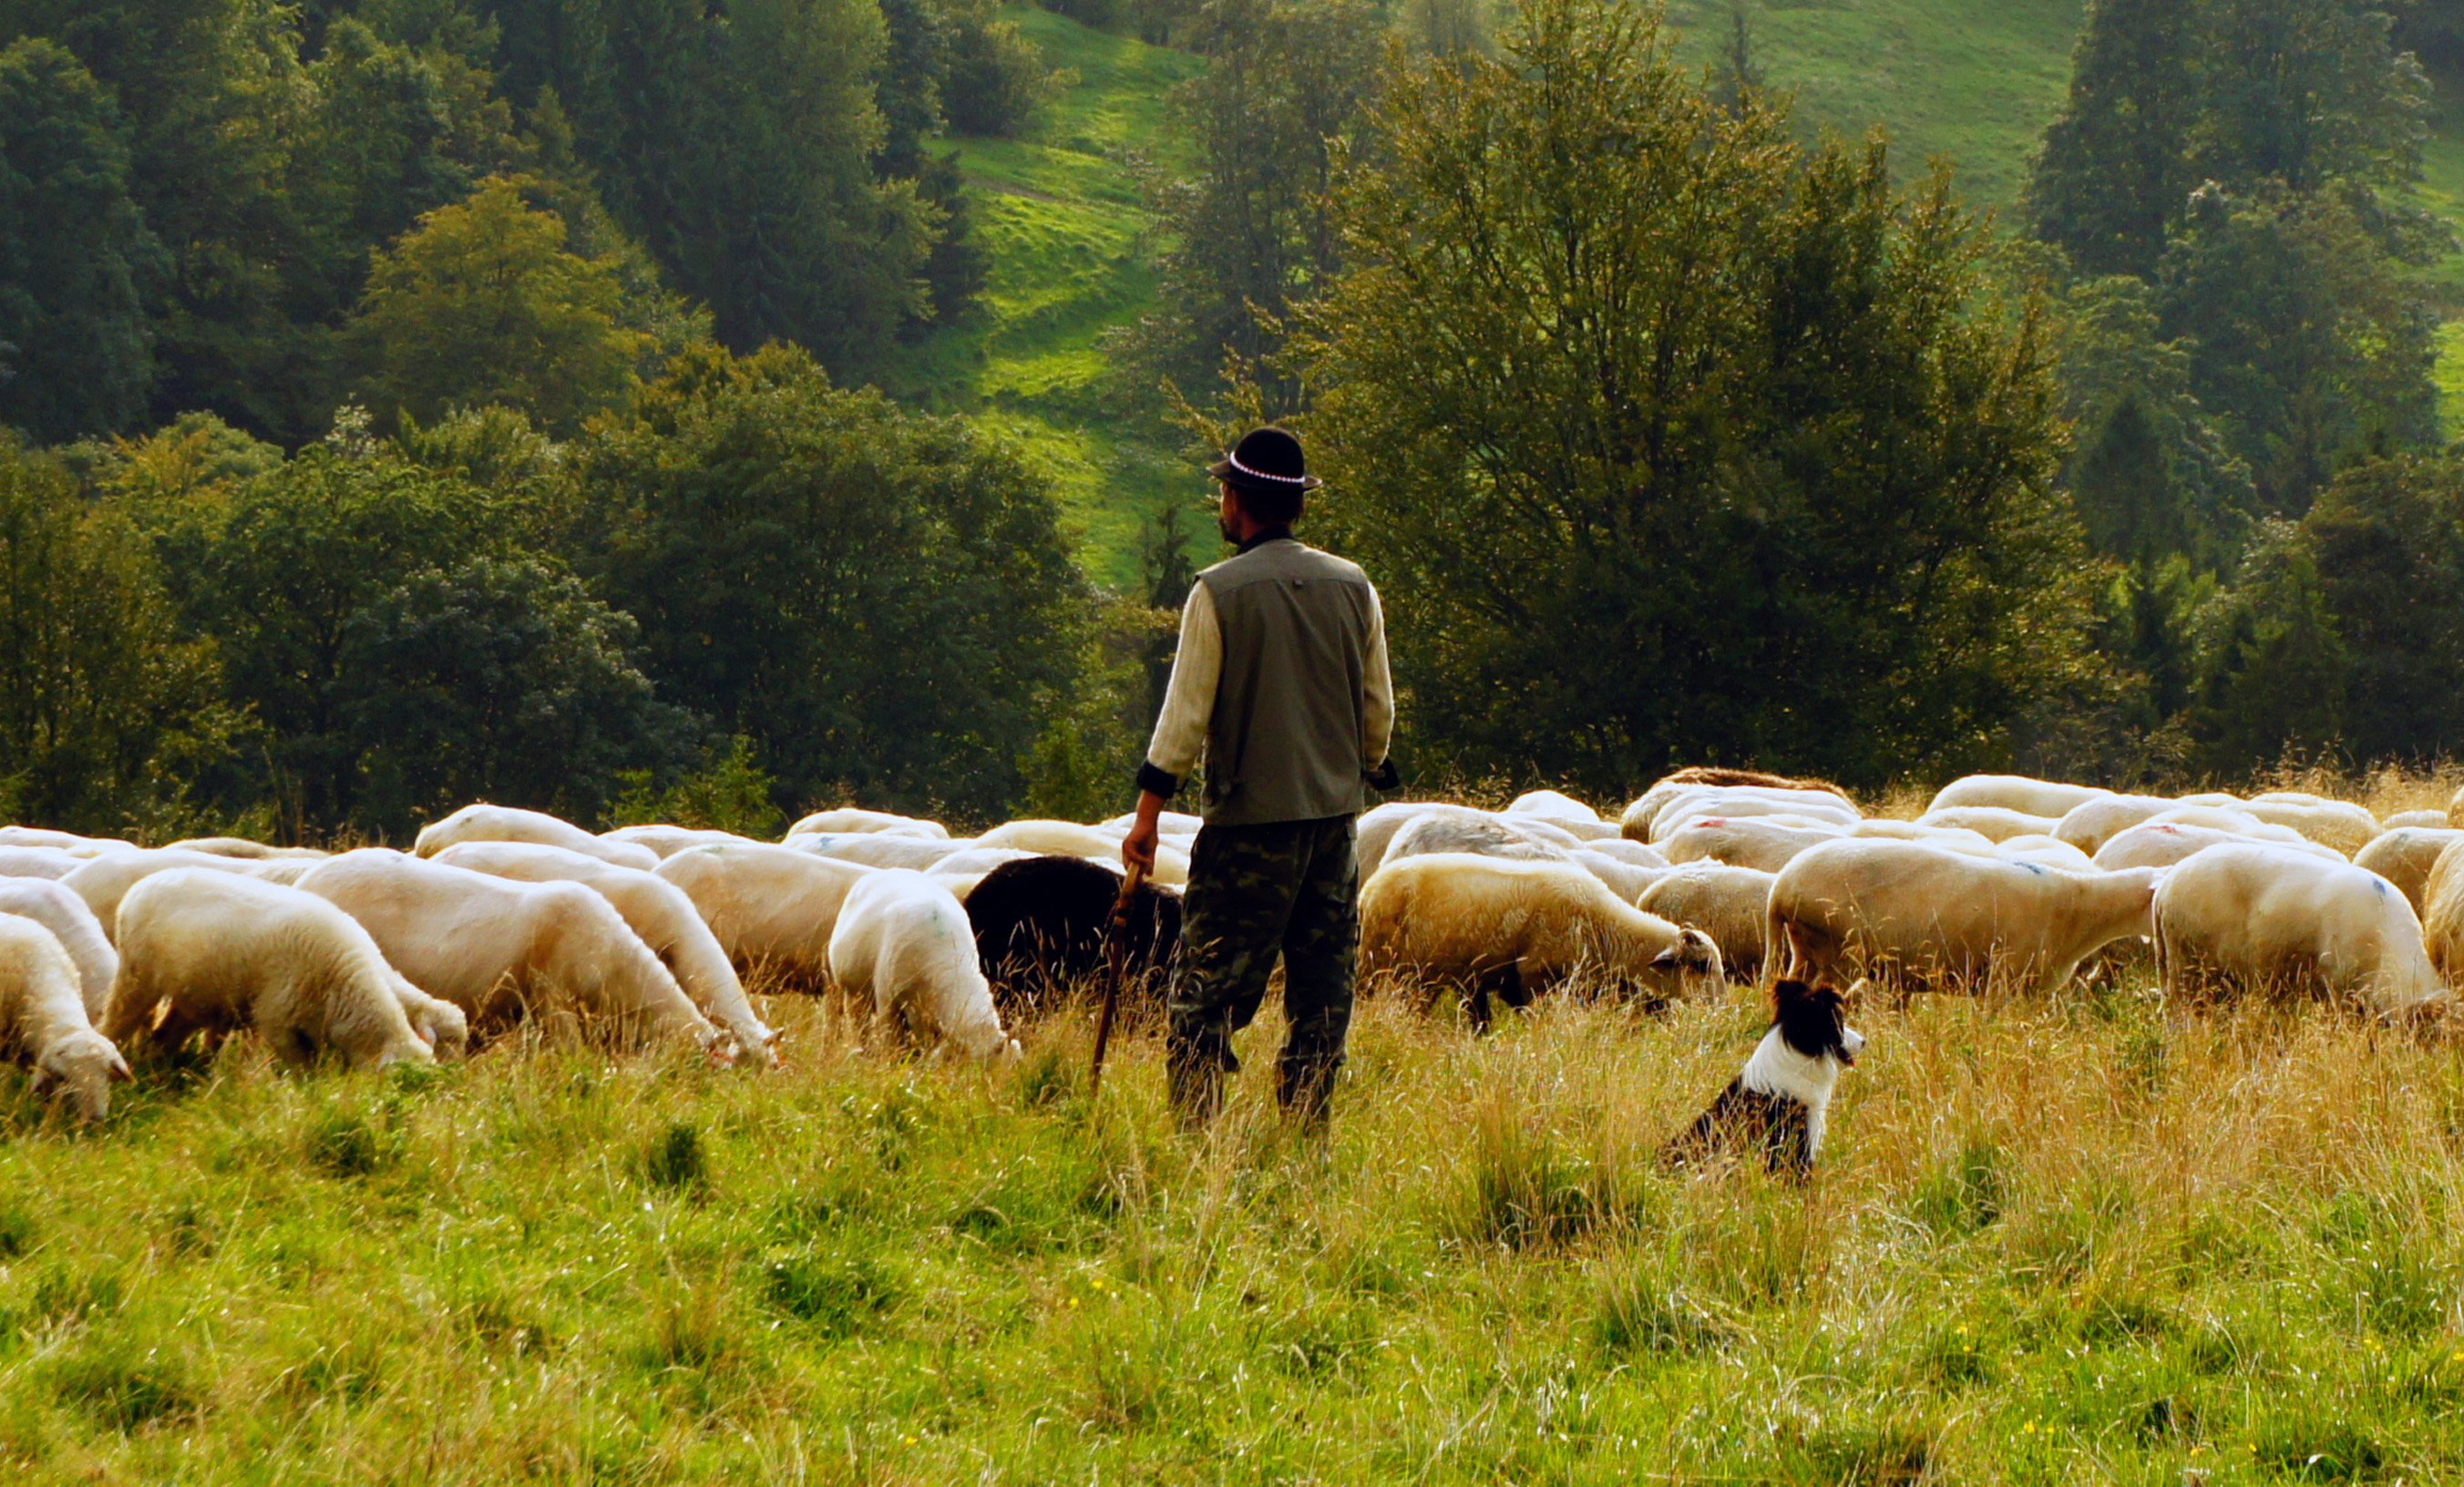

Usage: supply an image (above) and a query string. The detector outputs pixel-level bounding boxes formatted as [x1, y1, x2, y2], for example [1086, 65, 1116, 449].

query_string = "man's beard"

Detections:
[1219, 510, 1241, 545]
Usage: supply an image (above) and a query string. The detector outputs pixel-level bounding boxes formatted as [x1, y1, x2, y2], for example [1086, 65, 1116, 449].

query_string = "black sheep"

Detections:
[965, 856, 1182, 1020]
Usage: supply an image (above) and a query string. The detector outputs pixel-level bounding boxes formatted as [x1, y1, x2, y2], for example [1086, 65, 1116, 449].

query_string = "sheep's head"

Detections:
[1649, 927, 1725, 983]
[411, 999, 470, 1062]
[31, 1029, 131, 1123]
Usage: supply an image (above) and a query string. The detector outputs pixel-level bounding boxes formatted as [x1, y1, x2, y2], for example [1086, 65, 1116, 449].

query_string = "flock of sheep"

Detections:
[1, 767, 2461, 1130]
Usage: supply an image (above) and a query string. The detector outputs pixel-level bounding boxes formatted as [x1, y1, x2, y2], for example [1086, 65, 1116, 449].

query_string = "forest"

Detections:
[3, 0, 2461, 842]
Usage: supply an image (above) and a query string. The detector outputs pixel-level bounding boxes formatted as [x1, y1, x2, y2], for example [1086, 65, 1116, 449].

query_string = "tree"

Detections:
[2185, 518, 2350, 772]
[0, 433, 227, 832]
[340, 554, 694, 836]
[1710, 1, 1761, 114]
[2301, 453, 2464, 763]
[2027, 0, 2196, 279]
[574, 344, 1089, 818]
[350, 174, 650, 432]
[0, 38, 159, 442]
[1289, 0, 2088, 792]
[2192, 0, 2429, 196]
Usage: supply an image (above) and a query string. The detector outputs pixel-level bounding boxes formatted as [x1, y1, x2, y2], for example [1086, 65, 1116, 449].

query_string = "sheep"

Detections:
[1380, 809, 1576, 871]
[786, 808, 950, 840]
[1618, 772, 1854, 841]
[2353, 828, 2464, 916]
[62, 848, 289, 938]
[2096, 820, 2344, 875]
[0, 880, 118, 1018]
[1658, 815, 1844, 874]
[791, 833, 976, 872]
[165, 837, 327, 860]
[1570, 849, 1665, 904]
[2154, 845, 2449, 1015]
[970, 820, 1193, 887]
[1769, 839, 2161, 995]
[1638, 863, 1775, 983]
[933, 847, 1036, 877]
[829, 869, 1019, 1060]
[2450, 784, 2464, 828]
[1925, 774, 2111, 820]
[433, 841, 777, 1062]
[601, 825, 759, 858]
[2141, 805, 2318, 846]
[2052, 795, 2181, 855]
[1847, 820, 1997, 851]
[1664, 979, 1863, 1174]
[0, 916, 128, 1121]
[2420, 842, 2464, 986]
[0, 826, 134, 855]
[413, 803, 661, 871]
[1359, 854, 1722, 1030]
[1582, 837, 1670, 869]
[1915, 806, 2064, 844]
[2233, 797, 2380, 856]
[653, 842, 876, 990]
[385, 975, 471, 1061]
[1649, 789, 1859, 843]
[963, 855, 1182, 1019]
[0, 846, 84, 880]
[1993, 835, 2100, 872]
[2385, 810, 2453, 832]
[106, 869, 437, 1068]
[300, 850, 718, 1052]
[1504, 791, 1619, 837]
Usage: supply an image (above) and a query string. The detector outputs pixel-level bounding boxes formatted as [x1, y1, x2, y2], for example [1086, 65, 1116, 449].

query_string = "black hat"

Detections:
[1207, 426, 1322, 497]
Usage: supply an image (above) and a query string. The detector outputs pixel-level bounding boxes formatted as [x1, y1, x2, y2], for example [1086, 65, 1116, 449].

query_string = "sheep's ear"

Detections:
[26, 1067, 53, 1094]
[109, 1051, 133, 1082]
[1649, 948, 1682, 970]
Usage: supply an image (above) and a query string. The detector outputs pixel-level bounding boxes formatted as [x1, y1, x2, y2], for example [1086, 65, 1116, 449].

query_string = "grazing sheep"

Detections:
[601, 825, 757, 858]
[2050, 795, 2182, 855]
[653, 842, 876, 990]
[385, 974, 470, 1061]
[1102, 808, 1205, 838]
[165, 837, 326, 860]
[2419, 842, 2464, 986]
[1925, 774, 2110, 820]
[830, 869, 1019, 1060]
[2385, 810, 2453, 832]
[300, 850, 717, 1052]
[1993, 836, 2100, 872]
[1582, 838, 1670, 869]
[1769, 839, 2160, 995]
[1650, 790, 1859, 844]
[1570, 849, 1664, 904]
[433, 841, 776, 1062]
[1915, 806, 2064, 844]
[1658, 815, 1844, 874]
[2354, 829, 2464, 916]
[0, 826, 134, 855]
[791, 833, 976, 872]
[2141, 805, 2317, 846]
[1619, 772, 1854, 841]
[2096, 821, 2343, 875]
[1381, 809, 1576, 870]
[1360, 854, 1722, 1029]
[2234, 797, 2380, 856]
[973, 820, 1123, 858]
[62, 848, 287, 938]
[1847, 820, 1996, 851]
[931, 847, 1036, 877]
[0, 881, 117, 1018]
[1504, 788, 1602, 826]
[107, 869, 437, 1068]
[0, 916, 128, 1121]
[1638, 864, 1775, 983]
[786, 808, 949, 840]
[413, 803, 660, 871]
[1665, 979, 1863, 1174]
[0, 846, 83, 880]
[2154, 845, 2449, 1015]
[1356, 803, 1463, 877]
[965, 856, 1182, 1019]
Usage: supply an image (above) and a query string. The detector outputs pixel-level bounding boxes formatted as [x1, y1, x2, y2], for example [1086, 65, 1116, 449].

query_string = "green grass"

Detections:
[13, 981, 2464, 1480]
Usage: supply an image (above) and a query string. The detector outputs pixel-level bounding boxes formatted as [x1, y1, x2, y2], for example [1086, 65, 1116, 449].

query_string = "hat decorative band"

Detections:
[1226, 453, 1310, 485]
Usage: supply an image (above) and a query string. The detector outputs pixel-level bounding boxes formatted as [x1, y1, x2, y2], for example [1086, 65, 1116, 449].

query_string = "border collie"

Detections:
[1665, 979, 1864, 1175]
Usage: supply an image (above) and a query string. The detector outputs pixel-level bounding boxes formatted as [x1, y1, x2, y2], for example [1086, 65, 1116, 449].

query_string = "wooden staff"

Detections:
[1089, 861, 1146, 1096]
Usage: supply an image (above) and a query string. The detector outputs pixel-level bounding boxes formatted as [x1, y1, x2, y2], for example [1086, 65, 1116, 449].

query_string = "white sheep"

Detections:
[786, 808, 950, 840]
[2385, 810, 2453, 832]
[1380, 809, 1576, 871]
[107, 869, 438, 1068]
[0, 915, 128, 1120]
[790, 833, 977, 872]
[0, 881, 118, 1018]
[1503, 788, 1603, 826]
[412, 803, 661, 871]
[0, 826, 135, 855]
[0, 846, 84, 880]
[2234, 796, 2380, 856]
[2353, 828, 2464, 916]
[601, 825, 760, 858]
[1769, 839, 2160, 995]
[1915, 805, 2065, 844]
[1638, 863, 1774, 983]
[301, 849, 717, 1053]
[1649, 789, 1859, 843]
[2141, 805, 2318, 846]
[1569, 849, 1665, 904]
[2051, 795, 2182, 855]
[165, 836, 327, 860]
[1925, 774, 2110, 820]
[1617, 773, 1855, 841]
[433, 840, 777, 1062]
[62, 847, 290, 938]
[1360, 854, 1722, 1027]
[2154, 844, 2449, 1015]
[654, 842, 877, 990]
[2419, 841, 2464, 986]
[2096, 820, 2343, 875]
[1658, 815, 1844, 874]
[828, 869, 1019, 1060]
[1992, 835, 2100, 872]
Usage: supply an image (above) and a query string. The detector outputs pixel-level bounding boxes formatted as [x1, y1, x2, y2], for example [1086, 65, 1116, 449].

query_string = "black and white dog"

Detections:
[1666, 979, 1864, 1175]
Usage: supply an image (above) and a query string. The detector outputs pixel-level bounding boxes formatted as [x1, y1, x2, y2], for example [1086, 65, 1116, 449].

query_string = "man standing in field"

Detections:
[1123, 426, 1397, 1131]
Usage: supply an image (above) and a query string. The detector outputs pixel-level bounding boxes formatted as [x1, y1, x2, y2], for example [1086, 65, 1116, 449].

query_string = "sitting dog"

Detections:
[1666, 979, 1864, 1175]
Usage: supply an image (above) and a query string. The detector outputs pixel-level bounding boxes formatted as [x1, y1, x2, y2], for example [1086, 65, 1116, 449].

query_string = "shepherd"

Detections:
[1123, 426, 1398, 1132]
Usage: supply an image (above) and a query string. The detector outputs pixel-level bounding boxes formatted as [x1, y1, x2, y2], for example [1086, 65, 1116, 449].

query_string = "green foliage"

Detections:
[1295, 0, 2086, 790]
[576, 344, 1087, 819]
[2301, 452, 2464, 763]
[943, 0, 1053, 138]
[0, 433, 229, 834]
[0, 37, 159, 442]
[2185, 519, 2351, 773]
[2028, 0, 2196, 279]
[610, 735, 786, 838]
[351, 174, 651, 433]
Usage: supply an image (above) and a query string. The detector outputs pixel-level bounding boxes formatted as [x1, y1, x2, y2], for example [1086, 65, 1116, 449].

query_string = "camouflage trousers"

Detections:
[1166, 815, 1360, 1128]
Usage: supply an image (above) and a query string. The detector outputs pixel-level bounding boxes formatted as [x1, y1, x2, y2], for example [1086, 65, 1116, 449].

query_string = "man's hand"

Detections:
[1123, 789, 1166, 874]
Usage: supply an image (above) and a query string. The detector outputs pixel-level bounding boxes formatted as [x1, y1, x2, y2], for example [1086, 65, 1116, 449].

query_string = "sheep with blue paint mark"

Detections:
[2156, 844, 2449, 1015]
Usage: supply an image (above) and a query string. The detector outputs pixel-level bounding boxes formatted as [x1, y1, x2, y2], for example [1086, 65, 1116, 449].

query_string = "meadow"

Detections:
[5, 770, 2462, 1483]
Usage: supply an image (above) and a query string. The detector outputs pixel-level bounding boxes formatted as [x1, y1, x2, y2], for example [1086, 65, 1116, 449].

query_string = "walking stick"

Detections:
[1089, 860, 1146, 1096]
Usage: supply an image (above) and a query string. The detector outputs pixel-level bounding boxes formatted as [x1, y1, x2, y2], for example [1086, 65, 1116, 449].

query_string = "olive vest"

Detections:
[1194, 538, 1379, 826]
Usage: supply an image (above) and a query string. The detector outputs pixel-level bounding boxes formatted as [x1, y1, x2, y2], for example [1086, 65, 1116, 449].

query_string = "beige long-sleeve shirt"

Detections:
[1141, 574, 1395, 793]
